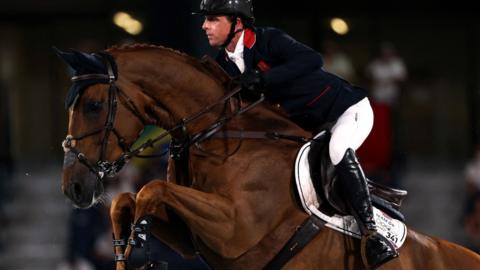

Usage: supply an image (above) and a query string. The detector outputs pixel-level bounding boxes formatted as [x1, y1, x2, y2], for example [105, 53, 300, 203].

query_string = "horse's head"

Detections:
[56, 45, 232, 208]
[56, 48, 151, 208]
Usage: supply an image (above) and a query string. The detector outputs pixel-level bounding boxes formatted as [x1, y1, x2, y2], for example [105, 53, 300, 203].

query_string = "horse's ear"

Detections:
[52, 47, 78, 69]
[52, 47, 104, 74]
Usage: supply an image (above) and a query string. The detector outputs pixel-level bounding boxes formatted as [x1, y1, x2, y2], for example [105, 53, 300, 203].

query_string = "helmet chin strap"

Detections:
[221, 16, 244, 48]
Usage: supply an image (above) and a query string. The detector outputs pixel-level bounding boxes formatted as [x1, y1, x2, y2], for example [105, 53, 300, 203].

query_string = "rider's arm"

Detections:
[262, 28, 324, 86]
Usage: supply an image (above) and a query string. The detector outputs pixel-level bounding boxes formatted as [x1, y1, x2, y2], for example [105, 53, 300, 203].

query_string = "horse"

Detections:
[57, 44, 480, 270]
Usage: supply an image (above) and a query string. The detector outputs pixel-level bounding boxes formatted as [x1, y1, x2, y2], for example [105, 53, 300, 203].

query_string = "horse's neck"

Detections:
[236, 104, 308, 135]
[116, 48, 228, 133]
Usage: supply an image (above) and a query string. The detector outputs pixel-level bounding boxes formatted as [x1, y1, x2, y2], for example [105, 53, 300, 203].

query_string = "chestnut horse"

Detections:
[58, 45, 480, 270]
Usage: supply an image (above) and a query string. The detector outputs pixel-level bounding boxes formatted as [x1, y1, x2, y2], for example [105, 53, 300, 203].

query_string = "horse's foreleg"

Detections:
[131, 179, 237, 258]
[110, 192, 136, 270]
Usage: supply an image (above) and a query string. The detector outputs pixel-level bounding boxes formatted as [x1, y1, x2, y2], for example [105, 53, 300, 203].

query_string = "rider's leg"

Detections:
[329, 98, 398, 269]
[335, 149, 398, 269]
[328, 98, 373, 166]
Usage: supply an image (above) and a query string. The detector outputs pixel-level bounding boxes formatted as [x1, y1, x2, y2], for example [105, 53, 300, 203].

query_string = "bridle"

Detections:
[62, 53, 266, 182]
[62, 56, 144, 180]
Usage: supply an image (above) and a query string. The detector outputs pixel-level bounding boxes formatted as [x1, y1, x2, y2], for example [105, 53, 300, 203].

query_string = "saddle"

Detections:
[308, 131, 408, 221]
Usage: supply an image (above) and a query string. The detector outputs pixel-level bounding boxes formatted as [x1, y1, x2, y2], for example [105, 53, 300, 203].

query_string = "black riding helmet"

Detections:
[193, 0, 255, 47]
[193, 0, 254, 22]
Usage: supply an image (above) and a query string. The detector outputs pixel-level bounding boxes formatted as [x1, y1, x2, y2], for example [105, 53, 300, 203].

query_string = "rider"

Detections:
[193, 0, 398, 269]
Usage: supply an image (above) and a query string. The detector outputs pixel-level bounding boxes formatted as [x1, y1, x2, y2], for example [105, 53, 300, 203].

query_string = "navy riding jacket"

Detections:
[215, 27, 367, 131]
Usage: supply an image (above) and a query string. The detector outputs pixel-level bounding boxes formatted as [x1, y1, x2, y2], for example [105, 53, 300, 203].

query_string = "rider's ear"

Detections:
[235, 17, 244, 30]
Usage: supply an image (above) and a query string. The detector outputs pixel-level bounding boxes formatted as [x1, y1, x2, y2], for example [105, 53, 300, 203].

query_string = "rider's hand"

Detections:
[239, 69, 265, 95]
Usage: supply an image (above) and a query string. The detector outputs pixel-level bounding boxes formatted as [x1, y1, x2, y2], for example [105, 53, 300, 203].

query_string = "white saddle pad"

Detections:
[294, 138, 407, 249]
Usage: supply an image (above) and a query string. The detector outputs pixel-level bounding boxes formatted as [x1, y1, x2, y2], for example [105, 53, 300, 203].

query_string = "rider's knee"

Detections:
[329, 143, 349, 166]
[110, 192, 134, 218]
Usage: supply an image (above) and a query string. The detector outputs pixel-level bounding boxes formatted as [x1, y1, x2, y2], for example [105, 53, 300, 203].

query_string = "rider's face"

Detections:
[202, 15, 232, 47]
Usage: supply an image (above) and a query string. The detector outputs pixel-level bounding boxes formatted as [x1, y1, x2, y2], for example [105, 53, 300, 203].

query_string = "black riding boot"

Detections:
[336, 149, 398, 269]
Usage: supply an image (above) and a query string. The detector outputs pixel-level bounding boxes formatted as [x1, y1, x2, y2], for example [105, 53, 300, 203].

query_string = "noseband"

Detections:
[62, 53, 265, 182]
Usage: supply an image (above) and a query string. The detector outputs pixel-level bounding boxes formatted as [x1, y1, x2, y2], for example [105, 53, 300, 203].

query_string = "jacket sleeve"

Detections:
[262, 29, 324, 86]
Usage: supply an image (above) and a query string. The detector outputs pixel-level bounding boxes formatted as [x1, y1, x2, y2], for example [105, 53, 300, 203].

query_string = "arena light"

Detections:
[113, 12, 131, 27]
[330, 17, 349, 35]
[113, 11, 143, 36]
[124, 20, 143, 35]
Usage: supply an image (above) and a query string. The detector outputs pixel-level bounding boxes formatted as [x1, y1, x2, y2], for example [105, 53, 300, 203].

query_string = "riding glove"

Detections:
[239, 69, 265, 95]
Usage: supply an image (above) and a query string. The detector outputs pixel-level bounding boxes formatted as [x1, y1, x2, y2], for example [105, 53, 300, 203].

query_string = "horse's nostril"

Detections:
[72, 182, 83, 201]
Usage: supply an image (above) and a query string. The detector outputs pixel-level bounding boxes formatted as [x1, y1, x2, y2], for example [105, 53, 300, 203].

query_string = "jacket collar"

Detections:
[243, 28, 256, 49]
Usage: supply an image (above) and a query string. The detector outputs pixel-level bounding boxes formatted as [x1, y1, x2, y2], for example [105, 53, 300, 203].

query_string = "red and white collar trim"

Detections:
[243, 28, 256, 49]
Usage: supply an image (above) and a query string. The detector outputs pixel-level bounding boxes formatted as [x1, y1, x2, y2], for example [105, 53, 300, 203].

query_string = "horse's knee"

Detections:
[136, 180, 167, 206]
[110, 192, 135, 221]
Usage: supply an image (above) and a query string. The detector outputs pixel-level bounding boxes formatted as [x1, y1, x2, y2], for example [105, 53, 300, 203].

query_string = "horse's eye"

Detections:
[83, 100, 104, 114]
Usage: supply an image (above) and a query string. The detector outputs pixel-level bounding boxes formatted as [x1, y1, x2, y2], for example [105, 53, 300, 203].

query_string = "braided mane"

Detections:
[106, 43, 190, 58]
[107, 43, 232, 85]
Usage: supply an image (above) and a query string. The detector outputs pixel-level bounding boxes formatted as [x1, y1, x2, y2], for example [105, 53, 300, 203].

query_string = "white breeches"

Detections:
[328, 97, 374, 165]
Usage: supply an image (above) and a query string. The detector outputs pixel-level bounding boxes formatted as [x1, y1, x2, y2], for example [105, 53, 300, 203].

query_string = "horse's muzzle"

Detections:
[64, 173, 103, 208]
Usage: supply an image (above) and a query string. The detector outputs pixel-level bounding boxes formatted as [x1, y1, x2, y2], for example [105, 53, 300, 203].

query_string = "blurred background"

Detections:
[1, 1, 480, 269]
